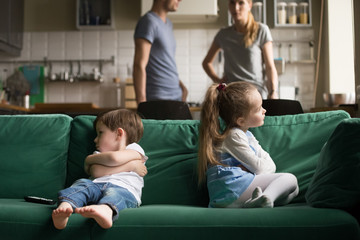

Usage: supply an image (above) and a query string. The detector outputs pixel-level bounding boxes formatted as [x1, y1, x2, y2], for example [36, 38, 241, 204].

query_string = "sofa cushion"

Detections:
[0, 199, 92, 239]
[250, 110, 350, 203]
[66, 115, 97, 187]
[139, 120, 208, 206]
[0, 114, 72, 199]
[90, 204, 360, 240]
[306, 118, 360, 209]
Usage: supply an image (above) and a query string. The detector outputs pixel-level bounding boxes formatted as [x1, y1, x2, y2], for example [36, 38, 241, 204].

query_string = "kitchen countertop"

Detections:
[310, 104, 358, 118]
[1, 103, 202, 118]
[31, 103, 102, 113]
[0, 103, 30, 113]
[0, 103, 111, 116]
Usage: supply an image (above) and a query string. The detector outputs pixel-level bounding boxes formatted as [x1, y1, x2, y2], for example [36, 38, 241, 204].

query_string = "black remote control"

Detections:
[24, 196, 56, 205]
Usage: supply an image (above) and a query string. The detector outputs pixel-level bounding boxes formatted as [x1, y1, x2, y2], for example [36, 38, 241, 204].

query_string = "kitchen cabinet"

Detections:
[0, 1, 10, 44]
[141, 0, 218, 23]
[76, 0, 114, 30]
[0, 0, 24, 56]
[274, 0, 312, 27]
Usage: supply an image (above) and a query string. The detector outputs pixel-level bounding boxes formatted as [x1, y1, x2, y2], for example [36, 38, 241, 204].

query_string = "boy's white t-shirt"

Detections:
[92, 143, 148, 204]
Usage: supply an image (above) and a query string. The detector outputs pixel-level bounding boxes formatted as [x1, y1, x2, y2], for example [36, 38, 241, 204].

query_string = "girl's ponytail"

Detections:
[198, 84, 224, 184]
[198, 81, 256, 184]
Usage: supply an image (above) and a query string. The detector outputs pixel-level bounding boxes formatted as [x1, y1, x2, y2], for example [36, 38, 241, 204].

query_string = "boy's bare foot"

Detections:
[75, 204, 113, 229]
[52, 202, 73, 229]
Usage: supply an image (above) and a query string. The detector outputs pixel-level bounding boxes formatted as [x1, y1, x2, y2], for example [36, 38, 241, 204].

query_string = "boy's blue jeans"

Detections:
[58, 178, 138, 221]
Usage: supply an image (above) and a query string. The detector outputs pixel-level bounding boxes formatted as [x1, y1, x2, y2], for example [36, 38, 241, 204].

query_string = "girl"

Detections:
[198, 82, 299, 208]
[202, 0, 278, 99]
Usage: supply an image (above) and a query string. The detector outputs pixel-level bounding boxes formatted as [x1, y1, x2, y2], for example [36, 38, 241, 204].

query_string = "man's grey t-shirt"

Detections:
[215, 23, 273, 95]
[134, 11, 182, 101]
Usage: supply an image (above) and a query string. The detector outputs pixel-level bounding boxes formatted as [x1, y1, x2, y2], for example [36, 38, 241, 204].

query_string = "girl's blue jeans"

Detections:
[58, 178, 138, 221]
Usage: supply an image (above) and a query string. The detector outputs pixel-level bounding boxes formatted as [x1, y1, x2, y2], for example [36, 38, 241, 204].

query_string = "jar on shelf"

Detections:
[299, 2, 309, 24]
[277, 2, 287, 25]
[252, 2, 263, 23]
[287, 2, 298, 24]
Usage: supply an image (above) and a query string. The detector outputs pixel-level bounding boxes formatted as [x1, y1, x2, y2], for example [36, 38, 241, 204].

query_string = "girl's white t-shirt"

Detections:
[92, 143, 148, 204]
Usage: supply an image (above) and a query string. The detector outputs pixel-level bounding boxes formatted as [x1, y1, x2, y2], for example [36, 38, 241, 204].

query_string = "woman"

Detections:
[202, 0, 279, 99]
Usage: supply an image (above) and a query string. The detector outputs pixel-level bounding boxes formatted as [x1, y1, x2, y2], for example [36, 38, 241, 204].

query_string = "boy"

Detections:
[52, 109, 148, 229]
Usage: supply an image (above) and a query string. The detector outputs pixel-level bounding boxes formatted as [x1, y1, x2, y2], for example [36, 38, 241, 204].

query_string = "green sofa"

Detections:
[0, 110, 359, 240]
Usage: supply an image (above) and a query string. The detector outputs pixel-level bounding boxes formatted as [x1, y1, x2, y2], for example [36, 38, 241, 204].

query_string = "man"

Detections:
[133, 0, 187, 105]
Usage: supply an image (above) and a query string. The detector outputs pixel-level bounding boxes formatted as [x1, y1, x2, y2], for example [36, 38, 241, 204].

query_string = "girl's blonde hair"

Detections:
[244, 1, 259, 48]
[198, 82, 257, 183]
[94, 109, 144, 145]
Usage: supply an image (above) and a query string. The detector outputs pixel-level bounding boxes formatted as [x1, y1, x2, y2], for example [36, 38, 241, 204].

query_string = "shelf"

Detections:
[0, 56, 115, 84]
[275, 23, 312, 28]
[274, 0, 312, 28]
[0, 56, 115, 65]
[274, 39, 314, 43]
[287, 60, 316, 64]
[46, 78, 104, 83]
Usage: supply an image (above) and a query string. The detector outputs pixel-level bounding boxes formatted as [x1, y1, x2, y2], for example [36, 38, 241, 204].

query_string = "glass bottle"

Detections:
[287, 2, 298, 24]
[252, 2, 263, 23]
[299, 2, 309, 24]
[277, 2, 287, 25]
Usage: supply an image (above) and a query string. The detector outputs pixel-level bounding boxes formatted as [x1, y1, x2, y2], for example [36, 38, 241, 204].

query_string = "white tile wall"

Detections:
[30, 32, 48, 61]
[0, 28, 315, 110]
[272, 28, 316, 110]
[48, 32, 65, 60]
[65, 32, 82, 60]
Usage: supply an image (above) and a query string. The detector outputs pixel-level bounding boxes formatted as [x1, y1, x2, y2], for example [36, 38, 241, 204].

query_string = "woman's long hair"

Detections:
[243, 5, 259, 48]
[198, 82, 257, 184]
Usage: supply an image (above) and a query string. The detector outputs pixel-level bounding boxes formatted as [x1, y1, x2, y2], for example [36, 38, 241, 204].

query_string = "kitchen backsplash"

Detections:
[0, 28, 315, 110]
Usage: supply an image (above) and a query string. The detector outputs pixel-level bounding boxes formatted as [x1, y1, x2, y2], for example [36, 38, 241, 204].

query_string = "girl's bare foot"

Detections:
[75, 204, 113, 229]
[52, 202, 73, 229]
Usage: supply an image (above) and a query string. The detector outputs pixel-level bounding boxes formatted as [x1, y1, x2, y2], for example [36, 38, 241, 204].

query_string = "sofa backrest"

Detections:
[138, 119, 209, 206]
[0, 114, 72, 199]
[66, 115, 97, 187]
[68, 110, 350, 206]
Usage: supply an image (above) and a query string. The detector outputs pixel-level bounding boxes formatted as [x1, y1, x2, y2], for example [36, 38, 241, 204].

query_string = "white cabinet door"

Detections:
[141, 0, 218, 22]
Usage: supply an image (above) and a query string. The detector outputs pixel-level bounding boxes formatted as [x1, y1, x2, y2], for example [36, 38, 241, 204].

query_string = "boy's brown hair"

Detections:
[94, 109, 144, 145]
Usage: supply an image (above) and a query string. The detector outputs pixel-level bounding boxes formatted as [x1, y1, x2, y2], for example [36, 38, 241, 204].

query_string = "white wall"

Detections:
[327, 0, 355, 94]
